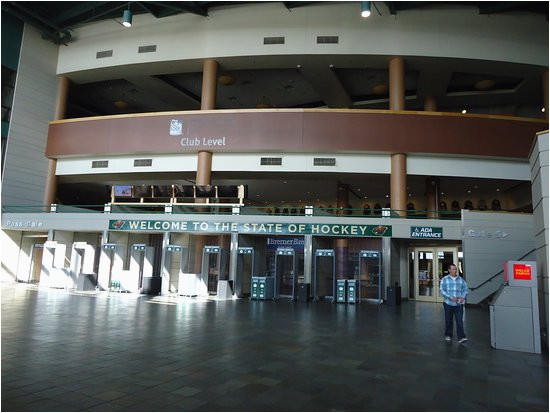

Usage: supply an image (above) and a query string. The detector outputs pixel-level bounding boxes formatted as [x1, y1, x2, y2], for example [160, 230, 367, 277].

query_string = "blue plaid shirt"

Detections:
[439, 275, 469, 306]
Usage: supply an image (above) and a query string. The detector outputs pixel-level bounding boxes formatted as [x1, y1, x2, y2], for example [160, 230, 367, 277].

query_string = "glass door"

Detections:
[414, 247, 458, 302]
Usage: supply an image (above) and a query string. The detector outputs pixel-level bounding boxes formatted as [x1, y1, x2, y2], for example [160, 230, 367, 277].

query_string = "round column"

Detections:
[389, 57, 407, 216]
[43, 76, 70, 206]
[390, 153, 407, 216]
[389, 57, 405, 111]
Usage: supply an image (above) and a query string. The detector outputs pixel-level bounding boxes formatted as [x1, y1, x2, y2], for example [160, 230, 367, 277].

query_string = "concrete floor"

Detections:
[1, 282, 548, 412]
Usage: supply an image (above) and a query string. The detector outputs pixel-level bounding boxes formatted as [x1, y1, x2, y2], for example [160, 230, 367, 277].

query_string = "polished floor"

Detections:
[1, 282, 548, 412]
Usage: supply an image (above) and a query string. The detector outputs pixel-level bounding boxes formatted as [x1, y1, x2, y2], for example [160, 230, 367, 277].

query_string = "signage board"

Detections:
[108, 220, 392, 237]
[360, 250, 380, 258]
[513, 263, 532, 281]
[411, 226, 443, 239]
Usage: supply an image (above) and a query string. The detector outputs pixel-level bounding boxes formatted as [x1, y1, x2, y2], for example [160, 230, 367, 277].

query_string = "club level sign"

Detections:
[410, 226, 443, 239]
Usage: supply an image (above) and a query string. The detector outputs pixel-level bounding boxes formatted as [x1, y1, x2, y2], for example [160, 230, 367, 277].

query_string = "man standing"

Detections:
[439, 263, 469, 343]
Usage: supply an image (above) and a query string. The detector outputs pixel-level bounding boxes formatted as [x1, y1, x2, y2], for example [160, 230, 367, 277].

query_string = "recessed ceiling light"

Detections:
[543, 108, 546, 113]
[467, 190, 471, 193]
[372, 84, 388, 95]
[408, 193, 412, 197]
[462, 109, 467, 114]
[474, 79, 495, 91]
[218, 74, 235, 86]
[440, 192, 444, 195]
[474, 185, 478, 189]
[496, 188, 500, 192]
[283, 181, 287, 184]
[364, 196, 368, 199]
[385, 194, 389, 198]
[114, 100, 128, 109]
[357, 188, 361, 191]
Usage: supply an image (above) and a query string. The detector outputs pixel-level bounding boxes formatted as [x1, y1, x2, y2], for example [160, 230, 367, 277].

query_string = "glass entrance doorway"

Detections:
[413, 247, 458, 302]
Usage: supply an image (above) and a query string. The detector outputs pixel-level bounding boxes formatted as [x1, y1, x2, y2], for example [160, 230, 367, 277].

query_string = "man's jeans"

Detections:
[443, 302, 466, 339]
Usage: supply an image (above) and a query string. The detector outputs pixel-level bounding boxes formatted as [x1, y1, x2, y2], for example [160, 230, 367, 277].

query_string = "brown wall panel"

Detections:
[46, 109, 547, 159]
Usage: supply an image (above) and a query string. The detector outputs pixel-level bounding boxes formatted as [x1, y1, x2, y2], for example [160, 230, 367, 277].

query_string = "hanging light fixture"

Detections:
[122, 2, 132, 27]
[361, 1, 371, 18]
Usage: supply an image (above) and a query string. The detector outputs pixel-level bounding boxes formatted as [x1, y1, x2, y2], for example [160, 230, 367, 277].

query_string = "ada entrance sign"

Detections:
[410, 226, 443, 239]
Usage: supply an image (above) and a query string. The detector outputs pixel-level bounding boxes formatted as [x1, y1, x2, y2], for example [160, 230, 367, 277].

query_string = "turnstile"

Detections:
[359, 250, 382, 303]
[275, 247, 297, 300]
[313, 249, 335, 302]
[490, 261, 541, 353]
[236, 247, 254, 298]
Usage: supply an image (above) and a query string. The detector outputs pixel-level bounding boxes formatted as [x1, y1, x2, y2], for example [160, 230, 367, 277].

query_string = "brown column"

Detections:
[43, 76, 70, 206]
[425, 177, 439, 219]
[390, 154, 407, 216]
[389, 57, 405, 111]
[543, 69, 548, 120]
[389, 57, 407, 216]
[194, 59, 218, 273]
[334, 183, 349, 278]
[424, 96, 437, 112]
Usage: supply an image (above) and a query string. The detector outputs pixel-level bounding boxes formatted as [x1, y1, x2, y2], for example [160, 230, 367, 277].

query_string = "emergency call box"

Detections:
[504, 261, 537, 287]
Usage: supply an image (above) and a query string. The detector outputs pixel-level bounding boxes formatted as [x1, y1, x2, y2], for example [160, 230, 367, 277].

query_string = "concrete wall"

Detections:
[57, 2, 548, 77]
[462, 211, 536, 304]
[1, 230, 21, 282]
[1, 23, 59, 205]
[529, 131, 548, 346]
[56, 153, 530, 181]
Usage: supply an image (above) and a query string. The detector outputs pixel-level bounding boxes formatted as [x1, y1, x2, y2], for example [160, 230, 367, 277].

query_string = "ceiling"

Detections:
[2, 1, 547, 117]
[2, 1, 548, 45]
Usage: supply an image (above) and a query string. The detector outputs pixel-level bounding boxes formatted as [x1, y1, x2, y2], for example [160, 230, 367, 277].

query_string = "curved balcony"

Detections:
[47, 109, 547, 160]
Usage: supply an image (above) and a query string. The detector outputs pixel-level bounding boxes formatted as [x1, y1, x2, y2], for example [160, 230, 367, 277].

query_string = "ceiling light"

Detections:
[361, 1, 371, 17]
[474, 185, 478, 189]
[122, 6, 132, 28]
[114, 100, 128, 109]
[543, 108, 546, 113]
[218, 75, 235, 86]
[496, 188, 500, 192]
[385, 194, 389, 198]
[440, 192, 444, 195]
[461, 109, 467, 114]
[372, 84, 388, 95]
[474, 79, 495, 91]
[408, 193, 412, 197]
[467, 190, 471, 193]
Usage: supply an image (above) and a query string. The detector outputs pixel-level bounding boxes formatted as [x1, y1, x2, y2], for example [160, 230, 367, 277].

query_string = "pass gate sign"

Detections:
[410, 226, 443, 239]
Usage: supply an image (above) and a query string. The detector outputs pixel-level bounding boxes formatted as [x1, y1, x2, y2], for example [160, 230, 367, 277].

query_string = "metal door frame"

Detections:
[275, 247, 297, 300]
[236, 247, 254, 298]
[413, 246, 458, 303]
[202, 245, 221, 294]
[313, 249, 335, 302]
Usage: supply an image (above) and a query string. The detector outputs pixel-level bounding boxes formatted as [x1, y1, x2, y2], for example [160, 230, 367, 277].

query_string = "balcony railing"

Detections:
[2, 203, 518, 220]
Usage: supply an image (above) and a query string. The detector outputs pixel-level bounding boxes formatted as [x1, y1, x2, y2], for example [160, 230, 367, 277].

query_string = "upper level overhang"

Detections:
[47, 109, 548, 160]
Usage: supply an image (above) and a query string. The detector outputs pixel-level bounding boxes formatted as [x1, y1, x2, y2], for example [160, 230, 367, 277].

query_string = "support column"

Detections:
[543, 69, 548, 120]
[43, 76, 70, 206]
[390, 154, 407, 216]
[424, 96, 437, 112]
[389, 57, 405, 111]
[194, 59, 218, 273]
[389, 57, 407, 216]
[425, 177, 439, 219]
[334, 183, 349, 278]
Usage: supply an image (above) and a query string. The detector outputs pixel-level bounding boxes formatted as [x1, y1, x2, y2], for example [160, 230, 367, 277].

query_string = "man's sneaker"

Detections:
[445, 336, 451, 342]
[458, 337, 468, 344]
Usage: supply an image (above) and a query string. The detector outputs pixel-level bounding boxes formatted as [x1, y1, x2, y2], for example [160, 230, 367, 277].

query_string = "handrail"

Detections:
[1, 203, 528, 220]
[469, 248, 537, 291]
